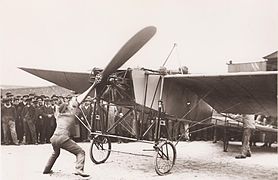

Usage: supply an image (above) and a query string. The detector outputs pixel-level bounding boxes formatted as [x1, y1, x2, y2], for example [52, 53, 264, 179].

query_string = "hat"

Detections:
[6, 91, 13, 98]
[85, 96, 92, 102]
[36, 96, 43, 101]
[51, 94, 58, 98]
[70, 90, 78, 95]
[22, 95, 29, 98]
[7, 94, 14, 98]
[5, 91, 12, 96]
[26, 97, 32, 102]
[66, 94, 73, 99]
[44, 97, 51, 102]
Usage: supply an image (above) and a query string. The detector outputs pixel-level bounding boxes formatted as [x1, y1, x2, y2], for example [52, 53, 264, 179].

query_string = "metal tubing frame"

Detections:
[138, 72, 162, 140]
[91, 131, 154, 144]
[142, 120, 156, 138]
[79, 105, 92, 130]
[91, 98, 97, 131]
[106, 108, 133, 134]
[140, 73, 149, 138]
[75, 114, 92, 132]
[90, 72, 167, 145]
[154, 76, 164, 144]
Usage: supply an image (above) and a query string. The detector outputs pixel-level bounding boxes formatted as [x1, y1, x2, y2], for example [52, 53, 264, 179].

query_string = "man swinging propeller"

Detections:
[43, 96, 90, 178]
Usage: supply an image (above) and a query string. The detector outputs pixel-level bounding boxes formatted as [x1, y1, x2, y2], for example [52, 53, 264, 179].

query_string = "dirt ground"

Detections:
[1, 141, 277, 180]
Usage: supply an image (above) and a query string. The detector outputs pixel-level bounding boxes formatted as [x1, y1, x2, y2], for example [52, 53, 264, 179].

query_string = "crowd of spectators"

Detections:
[1, 91, 125, 145]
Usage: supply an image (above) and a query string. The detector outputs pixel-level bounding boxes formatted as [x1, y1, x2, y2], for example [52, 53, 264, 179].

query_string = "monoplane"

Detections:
[20, 26, 277, 175]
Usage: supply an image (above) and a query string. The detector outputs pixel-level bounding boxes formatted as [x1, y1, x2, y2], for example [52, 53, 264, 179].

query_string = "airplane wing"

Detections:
[19, 67, 91, 93]
[165, 71, 277, 117]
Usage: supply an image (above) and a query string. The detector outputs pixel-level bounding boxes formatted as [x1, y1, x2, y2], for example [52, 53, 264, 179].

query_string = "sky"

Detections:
[0, 0, 278, 87]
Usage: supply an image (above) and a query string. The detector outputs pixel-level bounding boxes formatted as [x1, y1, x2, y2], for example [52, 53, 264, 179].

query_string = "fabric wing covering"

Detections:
[166, 71, 277, 117]
[19, 67, 91, 94]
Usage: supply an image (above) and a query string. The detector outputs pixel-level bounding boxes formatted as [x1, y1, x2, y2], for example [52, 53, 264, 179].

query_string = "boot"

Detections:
[74, 169, 90, 178]
[235, 154, 246, 159]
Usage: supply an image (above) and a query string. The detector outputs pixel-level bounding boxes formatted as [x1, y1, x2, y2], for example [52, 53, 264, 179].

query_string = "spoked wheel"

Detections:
[90, 135, 111, 164]
[154, 141, 176, 175]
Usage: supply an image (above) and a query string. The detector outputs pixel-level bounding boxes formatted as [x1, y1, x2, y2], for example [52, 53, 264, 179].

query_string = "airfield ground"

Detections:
[1, 141, 277, 180]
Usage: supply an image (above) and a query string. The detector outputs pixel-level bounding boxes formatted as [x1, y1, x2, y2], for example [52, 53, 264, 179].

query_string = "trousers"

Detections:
[2, 118, 18, 144]
[43, 135, 85, 173]
[241, 128, 253, 155]
[23, 120, 37, 144]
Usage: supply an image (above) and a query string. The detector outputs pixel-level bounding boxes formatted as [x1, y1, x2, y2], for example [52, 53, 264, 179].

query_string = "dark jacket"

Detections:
[41, 105, 54, 118]
[1, 104, 17, 122]
[16, 102, 25, 120]
[21, 105, 36, 122]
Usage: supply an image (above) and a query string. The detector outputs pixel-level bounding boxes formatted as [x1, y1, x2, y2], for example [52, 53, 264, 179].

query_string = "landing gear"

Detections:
[154, 141, 176, 175]
[90, 135, 111, 164]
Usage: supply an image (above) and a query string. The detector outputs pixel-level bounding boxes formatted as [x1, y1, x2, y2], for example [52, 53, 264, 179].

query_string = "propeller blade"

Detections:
[77, 26, 157, 104]
[101, 26, 157, 79]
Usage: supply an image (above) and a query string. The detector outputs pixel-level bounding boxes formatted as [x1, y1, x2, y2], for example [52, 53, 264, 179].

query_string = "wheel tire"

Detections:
[90, 135, 111, 164]
[154, 141, 176, 175]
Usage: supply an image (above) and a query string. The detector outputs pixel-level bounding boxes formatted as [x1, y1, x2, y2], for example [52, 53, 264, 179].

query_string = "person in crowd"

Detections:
[105, 102, 117, 135]
[5, 91, 12, 97]
[28, 93, 36, 100]
[1, 98, 19, 145]
[17, 95, 29, 143]
[90, 99, 103, 132]
[58, 96, 65, 105]
[42, 98, 55, 143]
[6, 91, 14, 100]
[1, 96, 3, 144]
[51, 95, 59, 108]
[13, 96, 24, 144]
[234, 114, 256, 159]
[33, 99, 40, 142]
[64, 95, 72, 104]
[43, 97, 90, 178]
[21, 97, 38, 145]
[33, 98, 45, 143]
[114, 106, 124, 142]
[261, 116, 275, 147]
[79, 97, 92, 142]
[51, 96, 59, 133]
[35, 96, 46, 144]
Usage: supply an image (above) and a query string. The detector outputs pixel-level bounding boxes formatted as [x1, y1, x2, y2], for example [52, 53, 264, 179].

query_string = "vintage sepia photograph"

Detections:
[1, 0, 277, 179]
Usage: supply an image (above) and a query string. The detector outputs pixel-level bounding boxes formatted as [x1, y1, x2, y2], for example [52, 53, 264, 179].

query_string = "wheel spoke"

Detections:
[90, 136, 111, 164]
[154, 141, 176, 175]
